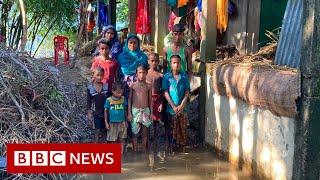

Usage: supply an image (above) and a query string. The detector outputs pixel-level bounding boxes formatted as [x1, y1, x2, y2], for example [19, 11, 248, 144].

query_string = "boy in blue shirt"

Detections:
[162, 55, 190, 153]
[104, 81, 127, 154]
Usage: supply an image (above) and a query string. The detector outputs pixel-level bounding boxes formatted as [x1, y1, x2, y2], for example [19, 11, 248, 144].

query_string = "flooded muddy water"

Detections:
[80, 148, 251, 180]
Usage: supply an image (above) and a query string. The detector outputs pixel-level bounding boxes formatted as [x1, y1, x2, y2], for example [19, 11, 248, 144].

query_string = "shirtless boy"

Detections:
[128, 64, 152, 152]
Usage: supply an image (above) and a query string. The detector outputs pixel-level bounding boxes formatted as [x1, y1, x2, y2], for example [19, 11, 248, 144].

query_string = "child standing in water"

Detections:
[128, 64, 152, 152]
[146, 53, 165, 167]
[104, 81, 127, 154]
[162, 55, 190, 153]
[87, 67, 109, 143]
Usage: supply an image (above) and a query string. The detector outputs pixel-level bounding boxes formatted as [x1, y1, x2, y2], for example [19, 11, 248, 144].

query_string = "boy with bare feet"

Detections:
[128, 64, 152, 152]
[146, 53, 165, 168]
[162, 55, 190, 153]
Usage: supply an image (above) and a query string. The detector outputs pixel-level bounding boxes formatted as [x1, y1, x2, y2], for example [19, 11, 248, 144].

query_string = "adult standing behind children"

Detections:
[91, 38, 119, 91]
[163, 24, 192, 80]
[118, 34, 148, 95]
[93, 25, 123, 60]
[162, 55, 190, 153]
[128, 64, 152, 153]
[87, 67, 109, 143]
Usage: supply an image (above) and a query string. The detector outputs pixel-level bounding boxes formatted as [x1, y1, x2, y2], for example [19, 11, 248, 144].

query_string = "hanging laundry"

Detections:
[195, 0, 229, 32]
[198, 11, 202, 29]
[168, 11, 177, 31]
[217, 0, 228, 32]
[87, 11, 96, 32]
[228, 1, 237, 18]
[196, 0, 202, 31]
[197, 0, 202, 12]
[167, 0, 177, 7]
[98, 2, 109, 29]
[178, 0, 189, 8]
[194, 7, 200, 31]
[136, 0, 151, 34]
[177, 5, 188, 16]
[87, 3, 95, 32]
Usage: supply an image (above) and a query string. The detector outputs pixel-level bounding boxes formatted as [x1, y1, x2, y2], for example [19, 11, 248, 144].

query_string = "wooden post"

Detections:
[128, 0, 136, 34]
[293, 0, 320, 179]
[70, 0, 88, 68]
[199, 0, 216, 143]
[245, 0, 261, 54]
[200, 0, 216, 61]
[154, 0, 169, 53]
[108, 0, 116, 26]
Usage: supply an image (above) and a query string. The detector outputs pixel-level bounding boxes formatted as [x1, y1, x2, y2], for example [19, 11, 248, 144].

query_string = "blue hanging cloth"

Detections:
[98, 2, 109, 28]
[228, 1, 237, 17]
[167, 0, 177, 8]
[197, 0, 202, 12]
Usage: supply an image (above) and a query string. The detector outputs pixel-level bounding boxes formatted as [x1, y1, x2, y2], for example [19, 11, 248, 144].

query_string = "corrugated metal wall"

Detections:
[274, 0, 302, 68]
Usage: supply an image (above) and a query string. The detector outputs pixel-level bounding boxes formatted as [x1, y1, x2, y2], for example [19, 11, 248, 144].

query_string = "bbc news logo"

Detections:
[14, 151, 67, 166]
[7, 143, 121, 173]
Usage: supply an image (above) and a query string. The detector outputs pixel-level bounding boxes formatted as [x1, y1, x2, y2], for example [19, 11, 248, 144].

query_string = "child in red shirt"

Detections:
[91, 38, 119, 91]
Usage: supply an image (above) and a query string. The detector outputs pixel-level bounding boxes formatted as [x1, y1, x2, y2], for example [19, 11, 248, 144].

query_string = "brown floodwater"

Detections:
[80, 148, 252, 180]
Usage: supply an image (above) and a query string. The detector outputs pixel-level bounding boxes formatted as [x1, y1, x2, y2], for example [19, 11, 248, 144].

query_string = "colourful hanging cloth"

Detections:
[197, 0, 202, 12]
[167, 0, 177, 7]
[136, 0, 151, 34]
[195, 0, 228, 32]
[98, 2, 109, 28]
[168, 11, 177, 31]
[194, 7, 200, 31]
[217, 0, 228, 32]
[177, 0, 189, 8]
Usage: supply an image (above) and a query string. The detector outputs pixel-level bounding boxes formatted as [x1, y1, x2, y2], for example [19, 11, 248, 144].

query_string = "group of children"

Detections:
[87, 32, 190, 167]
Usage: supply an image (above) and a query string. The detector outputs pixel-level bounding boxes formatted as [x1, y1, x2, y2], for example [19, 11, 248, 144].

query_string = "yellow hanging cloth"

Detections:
[216, 0, 228, 33]
[177, 0, 189, 8]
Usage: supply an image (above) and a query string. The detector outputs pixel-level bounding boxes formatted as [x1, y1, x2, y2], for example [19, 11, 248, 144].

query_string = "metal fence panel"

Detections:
[274, 0, 302, 68]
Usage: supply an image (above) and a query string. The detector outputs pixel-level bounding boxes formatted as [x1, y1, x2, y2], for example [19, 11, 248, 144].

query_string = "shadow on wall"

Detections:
[206, 67, 294, 179]
[205, 65, 230, 153]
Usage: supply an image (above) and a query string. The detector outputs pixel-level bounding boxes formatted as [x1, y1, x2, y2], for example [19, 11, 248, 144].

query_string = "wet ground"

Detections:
[80, 148, 251, 180]
[53, 62, 251, 180]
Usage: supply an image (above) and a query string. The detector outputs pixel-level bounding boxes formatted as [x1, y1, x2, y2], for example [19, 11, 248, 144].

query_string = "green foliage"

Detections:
[25, 0, 78, 31]
[3, 0, 129, 54]
[24, 0, 79, 55]
[117, 0, 129, 27]
[48, 88, 64, 102]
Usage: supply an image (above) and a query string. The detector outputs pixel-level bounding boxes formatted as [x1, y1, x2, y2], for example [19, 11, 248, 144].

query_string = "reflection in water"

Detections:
[81, 148, 251, 180]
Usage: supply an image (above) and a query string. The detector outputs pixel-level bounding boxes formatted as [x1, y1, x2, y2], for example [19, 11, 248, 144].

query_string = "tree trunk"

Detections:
[10, 15, 21, 48]
[96, 0, 101, 34]
[78, 34, 102, 57]
[71, 0, 88, 68]
[108, 0, 116, 26]
[18, 0, 27, 51]
[0, 0, 14, 44]
[29, 17, 43, 54]
[8, 11, 18, 46]
[14, 18, 23, 49]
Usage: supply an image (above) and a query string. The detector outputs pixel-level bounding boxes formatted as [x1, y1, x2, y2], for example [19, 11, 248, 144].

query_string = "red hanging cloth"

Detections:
[136, 0, 151, 34]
